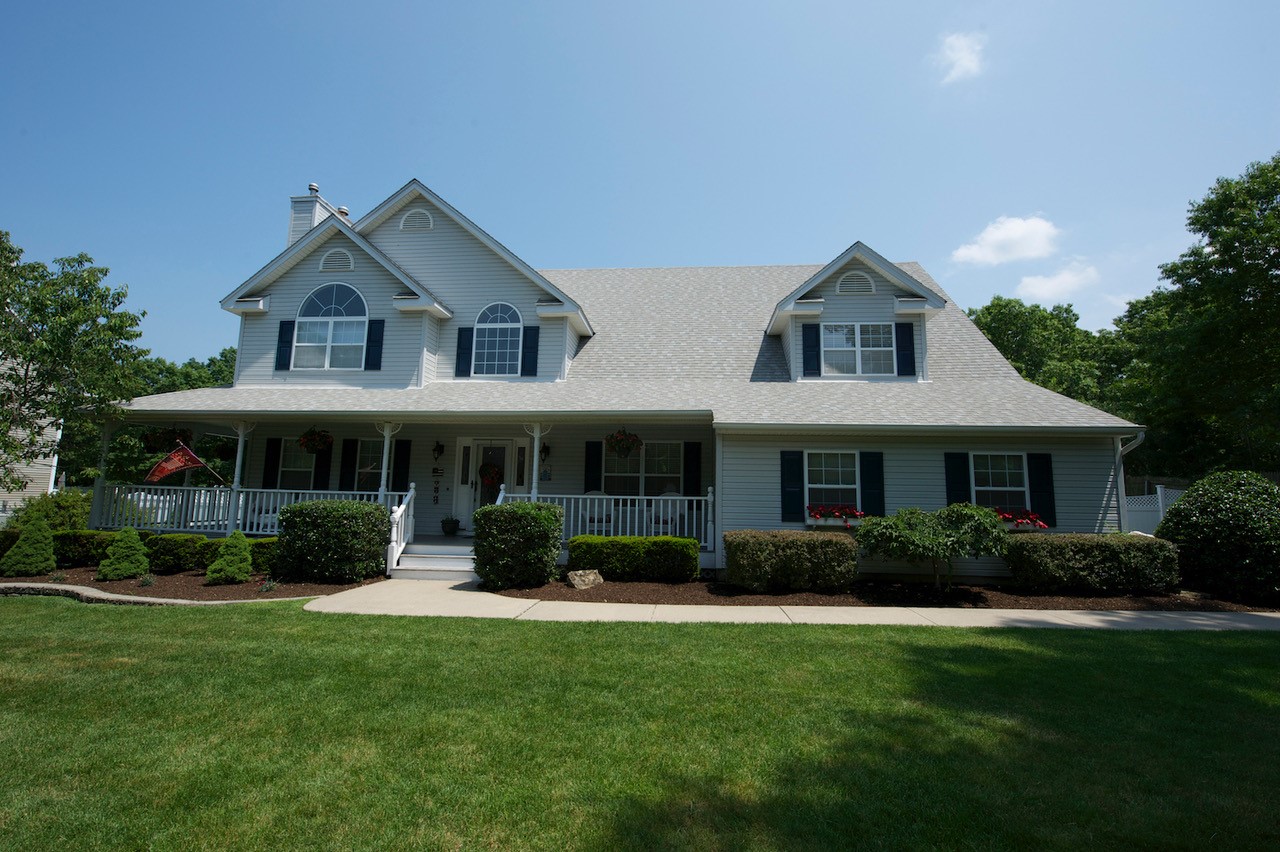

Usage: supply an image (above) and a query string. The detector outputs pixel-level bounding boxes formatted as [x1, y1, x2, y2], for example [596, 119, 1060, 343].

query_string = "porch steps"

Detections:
[391, 542, 480, 582]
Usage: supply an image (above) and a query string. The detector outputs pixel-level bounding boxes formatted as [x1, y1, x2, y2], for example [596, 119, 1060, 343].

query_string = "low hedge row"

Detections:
[723, 529, 858, 593]
[567, 535, 700, 582]
[1005, 533, 1179, 593]
[473, 502, 564, 590]
[0, 529, 280, 576]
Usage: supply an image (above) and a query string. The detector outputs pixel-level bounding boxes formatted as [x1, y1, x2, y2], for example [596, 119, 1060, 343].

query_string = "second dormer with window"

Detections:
[766, 242, 945, 382]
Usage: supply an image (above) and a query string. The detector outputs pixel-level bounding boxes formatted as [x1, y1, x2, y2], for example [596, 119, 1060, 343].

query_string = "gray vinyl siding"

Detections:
[719, 433, 1121, 577]
[364, 200, 566, 381]
[779, 321, 793, 379]
[235, 233, 424, 388]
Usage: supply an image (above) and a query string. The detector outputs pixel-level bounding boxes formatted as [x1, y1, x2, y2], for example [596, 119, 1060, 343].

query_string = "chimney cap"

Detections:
[308, 182, 319, 195]
[337, 206, 350, 216]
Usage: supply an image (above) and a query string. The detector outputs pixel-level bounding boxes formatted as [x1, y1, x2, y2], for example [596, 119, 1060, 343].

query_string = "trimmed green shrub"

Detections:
[146, 534, 218, 574]
[859, 504, 1008, 589]
[277, 500, 390, 583]
[96, 527, 151, 581]
[567, 535, 700, 582]
[7, 490, 92, 532]
[1156, 470, 1280, 600]
[249, 537, 278, 578]
[473, 502, 564, 590]
[1006, 533, 1179, 593]
[53, 530, 120, 568]
[0, 517, 56, 577]
[206, 531, 253, 585]
[723, 529, 859, 593]
[0, 529, 18, 559]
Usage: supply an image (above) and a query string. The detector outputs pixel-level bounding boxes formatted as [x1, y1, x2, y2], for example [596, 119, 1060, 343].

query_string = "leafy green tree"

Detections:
[0, 232, 146, 492]
[967, 296, 1102, 404]
[857, 504, 1008, 589]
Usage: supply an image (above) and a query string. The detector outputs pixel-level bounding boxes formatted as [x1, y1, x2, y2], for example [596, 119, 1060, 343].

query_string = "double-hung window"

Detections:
[805, 450, 859, 509]
[603, 442, 683, 496]
[821, 323, 895, 376]
[278, 441, 316, 490]
[473, 303, 522, 376]
[294, 283, 367, 369]
[355, 439, 387, 492]
[971, 453, 1029, 510]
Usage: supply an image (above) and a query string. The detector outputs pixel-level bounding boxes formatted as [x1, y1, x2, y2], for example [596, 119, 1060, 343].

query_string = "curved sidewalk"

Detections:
[303, 579, 1280, 630]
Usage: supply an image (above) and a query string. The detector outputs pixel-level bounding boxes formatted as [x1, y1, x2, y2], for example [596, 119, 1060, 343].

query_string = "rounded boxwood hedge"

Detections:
[1155, 470, 1280, 600]
[277, 500, 390, 583]
[1005, 533, 1179, 593]
[567, 535, 700, 582]
[722, 529, 858, 593]
[472, 502, 564, 590]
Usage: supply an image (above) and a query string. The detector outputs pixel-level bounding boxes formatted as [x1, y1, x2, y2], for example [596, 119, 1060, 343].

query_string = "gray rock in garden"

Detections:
[568, 569, 603, 590]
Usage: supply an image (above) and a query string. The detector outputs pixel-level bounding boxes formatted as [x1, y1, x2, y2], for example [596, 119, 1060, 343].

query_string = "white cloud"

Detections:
[951, 216, 1061, 265]
[936, 32, 986, 84]
[1016, 262, 1100, 302]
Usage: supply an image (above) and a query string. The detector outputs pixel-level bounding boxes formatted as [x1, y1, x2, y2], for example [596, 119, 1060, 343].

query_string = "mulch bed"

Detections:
[498, 579, 1277, 612]
[2, 567, 384, 602]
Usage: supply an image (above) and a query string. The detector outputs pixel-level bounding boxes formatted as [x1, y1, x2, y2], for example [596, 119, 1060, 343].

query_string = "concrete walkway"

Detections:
[303, 579, 1280, 630]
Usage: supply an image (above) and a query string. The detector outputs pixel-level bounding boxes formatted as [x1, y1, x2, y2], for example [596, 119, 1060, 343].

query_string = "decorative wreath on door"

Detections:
[478, 462, 503, 488]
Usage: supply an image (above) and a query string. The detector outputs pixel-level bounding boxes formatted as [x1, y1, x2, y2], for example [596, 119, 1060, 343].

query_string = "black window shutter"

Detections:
[801, 324, 821, 377]
[520, 326, 539, 377]
[682, 442, 702, 497]
[391, 440, 412, 492]
[275, 321, 295, 371]
[1027, 453, 1057, 527]
[262, 438, 282, 489]
[584, 441, 603, 492]
[944, 453, 971, 505]
[894, 322, 916, 377]
[338, 439, 359, 491]
[780, 450, 805, 522]
[455, 328, 473, 378]
[364, 319, 385, 371]
[860, 451, 885, 516]
[312, 443, 333, 490]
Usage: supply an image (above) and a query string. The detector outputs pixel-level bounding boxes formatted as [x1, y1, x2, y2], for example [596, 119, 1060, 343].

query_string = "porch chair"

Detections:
[648, 492, 687, 538]
[580, 490, 612, 536]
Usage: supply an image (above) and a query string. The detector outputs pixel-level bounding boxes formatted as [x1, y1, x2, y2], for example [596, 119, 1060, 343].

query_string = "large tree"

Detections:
[0, 231, 146, 492]
[966, 296, 1102, 405]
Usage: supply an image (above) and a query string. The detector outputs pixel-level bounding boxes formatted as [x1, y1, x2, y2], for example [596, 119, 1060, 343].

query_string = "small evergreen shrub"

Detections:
[96, 527, 151, 581]
[7, 490, 92, 532]
[567, 535, 700, 582]
[146, 534, 219, 574]
[723, 530, 859, 593]
[0, 517, 56, 577]
[53, 530, 122, 568]
[1156, 470, 1280, 600]
[473, 502, 564, 590]
[277, 501, 390, 583]
[1006, 533, 1179, 593]
[206, 531, 253, 585]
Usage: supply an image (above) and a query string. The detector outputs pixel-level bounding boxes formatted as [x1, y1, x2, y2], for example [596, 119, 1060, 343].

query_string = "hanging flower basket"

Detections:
[605, 428, 644, 459]
[297, 427, 334, 454]
[478, 462, 503, 488]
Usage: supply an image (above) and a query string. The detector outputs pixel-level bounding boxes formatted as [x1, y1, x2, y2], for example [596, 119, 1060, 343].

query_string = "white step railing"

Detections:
[498, 488, 716, 550]
[386, 483, 416, 576]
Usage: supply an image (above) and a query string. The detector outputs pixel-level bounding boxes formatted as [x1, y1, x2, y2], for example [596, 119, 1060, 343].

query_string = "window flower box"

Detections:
[996, 508, 1049, 531]
[806, 505, 865, 529]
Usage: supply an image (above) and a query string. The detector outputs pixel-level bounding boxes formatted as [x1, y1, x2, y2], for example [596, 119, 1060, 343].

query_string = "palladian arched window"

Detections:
[472, 302, 522, 375]
[293, 283, 367, 369]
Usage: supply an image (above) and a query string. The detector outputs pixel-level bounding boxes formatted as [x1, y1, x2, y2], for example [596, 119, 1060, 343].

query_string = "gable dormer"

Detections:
[767, 242, 945, 382]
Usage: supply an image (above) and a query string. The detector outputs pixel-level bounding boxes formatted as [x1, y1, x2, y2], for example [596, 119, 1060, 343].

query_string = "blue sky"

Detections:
[3, 1, 1277, 362]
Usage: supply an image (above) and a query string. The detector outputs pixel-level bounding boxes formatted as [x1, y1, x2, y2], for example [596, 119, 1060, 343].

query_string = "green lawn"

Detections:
[1, 598, 1277, 850]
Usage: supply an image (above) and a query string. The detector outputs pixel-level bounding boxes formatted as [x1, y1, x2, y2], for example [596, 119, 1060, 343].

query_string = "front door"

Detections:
[454, 439, 515, 531]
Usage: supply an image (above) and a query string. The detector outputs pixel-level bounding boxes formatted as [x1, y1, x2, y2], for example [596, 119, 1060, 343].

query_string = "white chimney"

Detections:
[287, 182, 328, 246]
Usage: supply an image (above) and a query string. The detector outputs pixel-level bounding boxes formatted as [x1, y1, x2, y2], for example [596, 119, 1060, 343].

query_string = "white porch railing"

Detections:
[386, 483, 417, 576]
[97, 484, 408, 537]
[499, 488, 716, 550]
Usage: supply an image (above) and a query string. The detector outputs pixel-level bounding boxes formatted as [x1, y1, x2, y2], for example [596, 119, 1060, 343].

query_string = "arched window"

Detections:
[294, 283, 368, 369]
[472, 302, 522, 376]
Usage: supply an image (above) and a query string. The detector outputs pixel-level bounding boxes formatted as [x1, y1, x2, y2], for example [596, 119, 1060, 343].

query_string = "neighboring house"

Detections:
[99, 180, 1141, 575]
[1, 424, 60, 525]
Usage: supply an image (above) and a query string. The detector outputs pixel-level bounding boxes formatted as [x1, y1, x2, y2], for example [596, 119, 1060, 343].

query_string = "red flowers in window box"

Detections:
[994, 507, 1049, 529]
[807, 504, 866, 528]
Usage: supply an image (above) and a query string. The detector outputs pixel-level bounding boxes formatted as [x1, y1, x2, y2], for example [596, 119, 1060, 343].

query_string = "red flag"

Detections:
[145, 442, 211, 483]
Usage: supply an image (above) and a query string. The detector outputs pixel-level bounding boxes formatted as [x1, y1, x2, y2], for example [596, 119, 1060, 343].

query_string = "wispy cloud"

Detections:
[936, 32, 987, 84]
[1016, 262, 1100, 302]
[952, 216, 1061, 265]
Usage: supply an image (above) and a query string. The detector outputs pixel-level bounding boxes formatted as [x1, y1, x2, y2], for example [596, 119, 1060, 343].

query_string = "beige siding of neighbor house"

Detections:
[235, 233, 425, 388]
[1, 425, 58, 521]
[718, 433, 1121, 577]
[787, 260, 923, 381]
[364, 200, 566, 381]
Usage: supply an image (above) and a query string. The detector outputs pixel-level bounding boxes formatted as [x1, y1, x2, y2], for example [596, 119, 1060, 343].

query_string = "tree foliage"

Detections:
[967, 297, 1102, 404]
[0, 232, 146, 492]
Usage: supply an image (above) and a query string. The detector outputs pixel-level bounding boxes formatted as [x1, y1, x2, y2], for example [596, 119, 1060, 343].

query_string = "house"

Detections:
[93, 180, 1142, 577]
[0, 425, 60, 525]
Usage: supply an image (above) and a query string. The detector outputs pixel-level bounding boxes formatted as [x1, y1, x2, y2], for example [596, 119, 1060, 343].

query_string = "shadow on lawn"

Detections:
[599, 631, 1280, 850]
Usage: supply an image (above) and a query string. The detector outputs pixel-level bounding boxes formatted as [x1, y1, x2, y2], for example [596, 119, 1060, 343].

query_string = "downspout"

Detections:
[1114, 431, 1146, 533]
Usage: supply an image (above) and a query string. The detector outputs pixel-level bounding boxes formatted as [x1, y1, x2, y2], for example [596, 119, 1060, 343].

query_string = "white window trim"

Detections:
[803, 449, 860, 511]
[318, 248, 354, 272]
[601, 441, 683, 496]
[471, 302, 523, 377]
[278, 440, 316, 490]
[820, 322, 896, 377]
[969, 451, 1030, 510]
[355, 438, 387, 492]
[293, 283, 368, 371]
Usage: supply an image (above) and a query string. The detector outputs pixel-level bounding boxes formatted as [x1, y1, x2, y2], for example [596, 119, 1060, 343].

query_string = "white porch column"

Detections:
[89, 422, 116, 529]
[228, 421, 255, 534]
[376, 422, 402, 505]
[524, 423, 552, 501]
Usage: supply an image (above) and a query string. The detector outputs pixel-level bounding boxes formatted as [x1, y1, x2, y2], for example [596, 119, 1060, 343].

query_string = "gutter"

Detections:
[1114, 430, 1146, 532]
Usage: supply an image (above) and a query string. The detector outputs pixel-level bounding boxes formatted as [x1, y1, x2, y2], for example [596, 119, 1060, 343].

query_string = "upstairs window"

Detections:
[473, 302, 522, 376]
[294, 283, 367, 370]
[821, 323, 895, 376]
